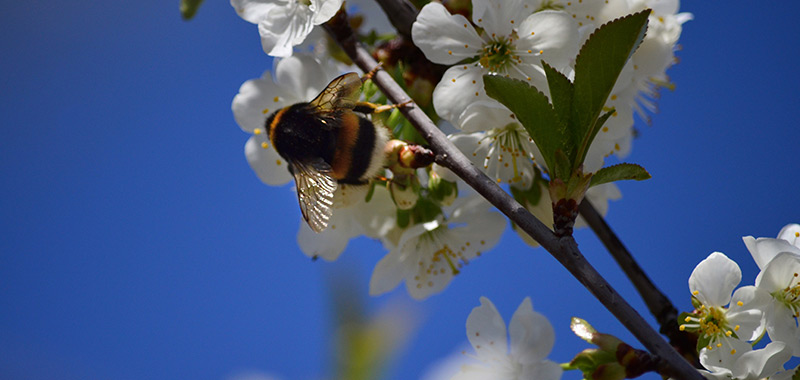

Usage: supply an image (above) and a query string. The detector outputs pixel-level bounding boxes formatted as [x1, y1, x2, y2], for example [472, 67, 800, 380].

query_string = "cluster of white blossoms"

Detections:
[412, 0, 691, 238]
[229, 0, 689, 299]
[682, 224, 800, 380]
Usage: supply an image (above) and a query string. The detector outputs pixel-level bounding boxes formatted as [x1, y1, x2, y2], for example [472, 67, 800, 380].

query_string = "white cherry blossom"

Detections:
[450, 297, 562, 380]
[682, 252, 765, 359]
[369, 195, 505, 300]
[412, 0, 579, 128]
[231, 0, 343, 57]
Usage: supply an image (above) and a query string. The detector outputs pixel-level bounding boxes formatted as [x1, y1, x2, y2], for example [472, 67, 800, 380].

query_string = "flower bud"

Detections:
[389, 177, 420, 210]
[428, 170, 458, 206]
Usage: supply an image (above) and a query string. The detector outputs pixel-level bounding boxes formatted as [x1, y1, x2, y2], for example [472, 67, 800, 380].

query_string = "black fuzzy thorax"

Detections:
[267, 103, 338, 165]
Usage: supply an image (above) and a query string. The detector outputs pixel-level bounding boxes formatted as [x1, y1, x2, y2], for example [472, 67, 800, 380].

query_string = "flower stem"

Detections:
[323, 7, 702, 380]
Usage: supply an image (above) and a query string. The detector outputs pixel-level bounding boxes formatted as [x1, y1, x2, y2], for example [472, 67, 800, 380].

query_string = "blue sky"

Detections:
[1, 1, 798, 379]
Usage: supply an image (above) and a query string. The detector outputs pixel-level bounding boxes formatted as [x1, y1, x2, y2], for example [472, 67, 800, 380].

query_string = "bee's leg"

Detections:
[361, 63, 383, 83]
[354, 100, 413, 114]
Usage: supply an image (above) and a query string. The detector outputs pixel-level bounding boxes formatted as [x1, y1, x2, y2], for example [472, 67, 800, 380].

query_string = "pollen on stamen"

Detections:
[707, 345, 713, 351]
[261, 142, 269, 149]
[472, 80, 476, 84]
[262, 108, 270, 114]
[531, 31, 535, 35]
[452, 78, 456, 82]
[273, 96, 280, 102]
[692, 290, 699, 296]
[475, 92, 479, 96]
[725, 331, 733, 337]
[463, 23, 468, 28]
[254, 128, 263, 135]
[795, 232, 799, 237]
[730, 349, 736, 355]
[716, 343, 722, 348]
[510, 20, 514, 24]
[737, 301, 743, 306]
[539, 50, 544, 54]
[448, 50, 453, 55]
[734, 325, 740, 331]
[464, 44, 469, 48]
[679, 325, 686, 331]
[276, 159, 282, 165]
[611, 95, 618, 100]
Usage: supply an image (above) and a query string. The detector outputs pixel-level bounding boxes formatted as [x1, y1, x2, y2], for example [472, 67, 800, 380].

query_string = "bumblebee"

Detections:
[265, 72, 393, 233]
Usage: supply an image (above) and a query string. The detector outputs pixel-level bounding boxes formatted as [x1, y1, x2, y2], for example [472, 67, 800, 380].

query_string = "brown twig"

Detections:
[323, 8, 702, 380]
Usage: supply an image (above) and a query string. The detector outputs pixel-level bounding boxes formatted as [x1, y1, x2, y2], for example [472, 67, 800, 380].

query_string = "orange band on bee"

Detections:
[268, 107, 289, 144]
[331, 112, 359, 180]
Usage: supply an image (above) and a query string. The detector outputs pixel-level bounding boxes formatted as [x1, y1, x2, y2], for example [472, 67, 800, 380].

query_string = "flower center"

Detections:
[680, 303, 741, 352]
[772, 272, 800, 318]
[482, 123, 536, 185]
[479, 38, 516, 73]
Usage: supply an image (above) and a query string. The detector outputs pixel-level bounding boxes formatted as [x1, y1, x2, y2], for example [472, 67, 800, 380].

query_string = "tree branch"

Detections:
[323, 9, 702, 380]
[374, 0, 417, 38]
[579, 200, 700, 366]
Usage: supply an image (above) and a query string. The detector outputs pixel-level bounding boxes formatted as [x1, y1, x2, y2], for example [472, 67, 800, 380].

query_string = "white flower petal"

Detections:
[258, 3, 315, 57]
[700, 338, 751, 376]
[765, 301, 800, 356]
[726, 286, 767, 341]
[472, 0, 527, 37]
[517, 11, 579, 70]
[778, 223, 800, 248]
[688, 252, 741, 307]
[744, 236, 800, 271]
[232, 73, 296, 133]
[369, 248, 411, 296]
[433, 65, 487, 124]
[309, 0, 343, 25]
[411, 2, 484, 65]
[244, 135, 293, 185]
[466, 297, 509, 362]
[274, 54, 331, 101]
[296, 218, 351, 261]
[508, 297, 555, 364]
[231, 0, 281, 24]
[732, 341, 792, 380]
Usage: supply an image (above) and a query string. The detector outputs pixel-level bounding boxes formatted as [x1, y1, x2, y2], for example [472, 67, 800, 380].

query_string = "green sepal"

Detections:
[484, 75, 563, 173]
[792, 366, 800, 380]
[571, 10, 650, 150]
[396, 208, 410, 229]
[180, 0, 205, 20]
[589, 163, 651, 187]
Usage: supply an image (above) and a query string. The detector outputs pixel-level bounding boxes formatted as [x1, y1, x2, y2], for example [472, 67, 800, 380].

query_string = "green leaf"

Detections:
[792, 365, 800, 380]
[542, 62, 574, 143]
[484, 75, 564, 173]
[180, 0, 205, 20]
[571, 10, 650, 150]
[590, 163, 651, 187]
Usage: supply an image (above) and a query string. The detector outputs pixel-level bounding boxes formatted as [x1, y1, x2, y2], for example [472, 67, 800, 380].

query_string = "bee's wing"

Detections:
[290, 158, 337, 233]
[308, 72, 362, 112]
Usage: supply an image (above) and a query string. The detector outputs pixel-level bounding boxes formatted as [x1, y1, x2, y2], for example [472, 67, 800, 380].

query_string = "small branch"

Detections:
[323, 9, 702, 380]
[579, 200, 700, 366]
[374, 0, 418, 39]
